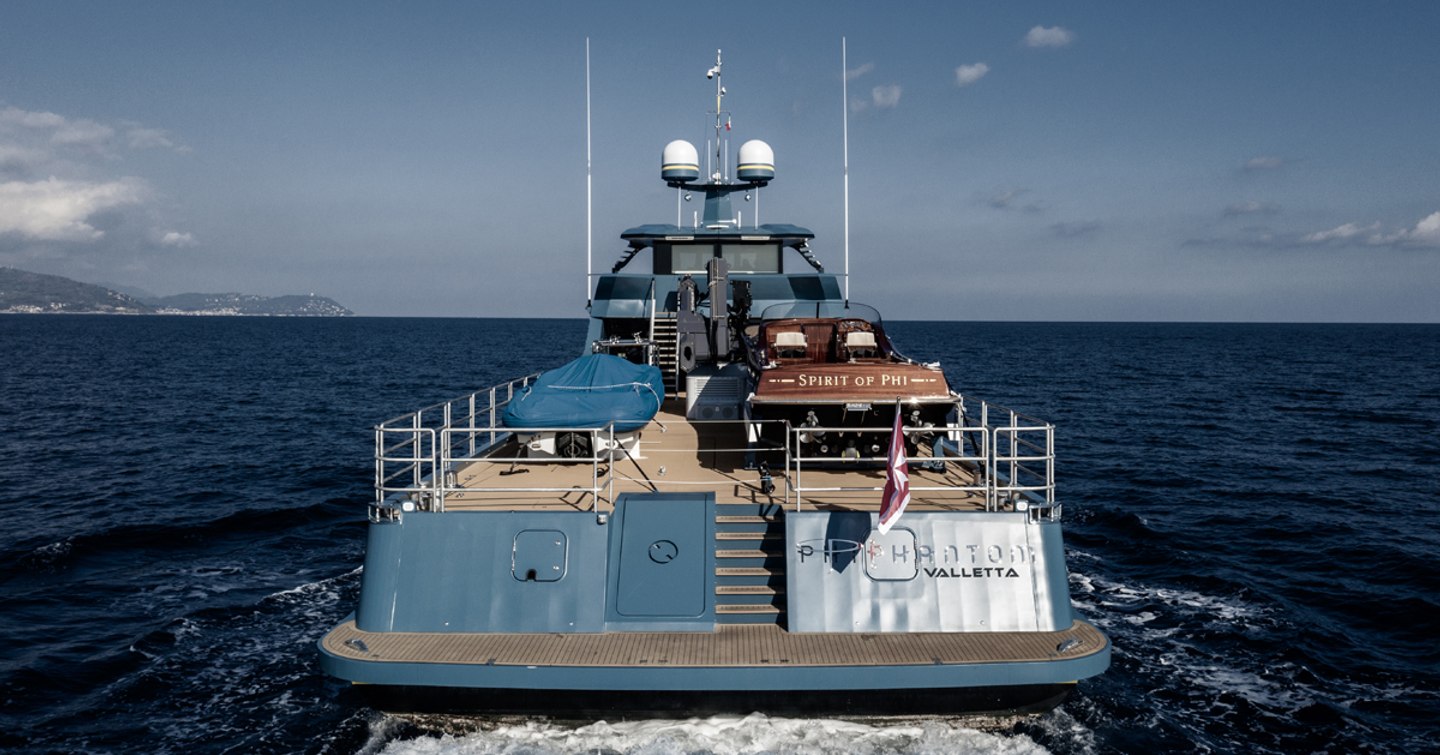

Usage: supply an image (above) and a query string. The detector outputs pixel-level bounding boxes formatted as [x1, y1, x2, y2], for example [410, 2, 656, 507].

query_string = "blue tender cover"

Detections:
[501, 354, 665, 433]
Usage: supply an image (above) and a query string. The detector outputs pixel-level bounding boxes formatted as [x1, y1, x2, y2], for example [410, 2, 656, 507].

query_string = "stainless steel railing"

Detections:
[784, 399, 1056, 518]
[373, 375, 1056, 521]
[373, 372, 542, 511]
[438, 423, 618, 511]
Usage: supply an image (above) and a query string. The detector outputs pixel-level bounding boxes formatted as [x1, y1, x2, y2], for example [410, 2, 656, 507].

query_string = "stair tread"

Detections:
[716, 604, 782, 614]
[716, 567, 780, 577]
[715, 532, 784, 541]
[716, 585, 783, 595]
[715, 549, 773, 558]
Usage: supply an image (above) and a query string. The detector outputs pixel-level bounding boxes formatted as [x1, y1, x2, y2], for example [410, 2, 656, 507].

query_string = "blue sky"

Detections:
[2, 1, 1437, 321]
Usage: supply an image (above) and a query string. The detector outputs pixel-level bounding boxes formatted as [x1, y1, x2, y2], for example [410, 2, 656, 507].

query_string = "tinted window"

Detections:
[721, 243, 780, 273]
[593, 276, 653, 300]
[672, 244, 713, 273]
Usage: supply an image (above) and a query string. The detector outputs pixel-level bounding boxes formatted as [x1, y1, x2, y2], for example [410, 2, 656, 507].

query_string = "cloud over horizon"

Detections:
[0, 105, 190, 252]
[844, 62, 875, 81]
[1189, 210, 1440, 251]
[1302, 211, 1440, 248]
[159, 230, 196, 247]
[0, 176, 147, 242]
[1024, 26, 1075, 48]
[954, 63, 990, 87]
[871, 84, 902, 108]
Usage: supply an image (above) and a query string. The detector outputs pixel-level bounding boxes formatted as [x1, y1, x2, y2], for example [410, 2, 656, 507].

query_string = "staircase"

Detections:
[650, 312, 679, 393]
[713, 501, 788, 625]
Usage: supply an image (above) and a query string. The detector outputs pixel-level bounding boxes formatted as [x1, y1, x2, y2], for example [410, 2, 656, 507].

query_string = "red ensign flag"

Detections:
[877, 407, 911, 534]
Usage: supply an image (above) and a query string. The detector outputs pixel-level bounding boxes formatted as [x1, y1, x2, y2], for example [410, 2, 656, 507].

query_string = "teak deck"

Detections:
[322, 619, 1106, 669]
[441, 401, 987, 512]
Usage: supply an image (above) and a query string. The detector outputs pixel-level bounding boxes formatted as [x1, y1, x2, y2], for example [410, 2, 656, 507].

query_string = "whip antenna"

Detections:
[586, 38, 593, 307]
[842, 37, 851, 306]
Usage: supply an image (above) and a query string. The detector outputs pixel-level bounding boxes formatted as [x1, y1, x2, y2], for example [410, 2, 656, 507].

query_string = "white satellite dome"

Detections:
[661, 140, 700, 183]
[737, 139, 774, 182]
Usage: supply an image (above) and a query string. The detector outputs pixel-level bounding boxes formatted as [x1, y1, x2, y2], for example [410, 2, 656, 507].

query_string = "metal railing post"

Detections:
[647, 279, 657, 347]
[607, 424, 616, 511]
[793, 425, 803, 511]
[1047, 422, 1055, 509]
[489, 386, 498, 448]
[411, 411, 423, 492]
[468, 393, 477, 457]
[374, 427, 383, 504]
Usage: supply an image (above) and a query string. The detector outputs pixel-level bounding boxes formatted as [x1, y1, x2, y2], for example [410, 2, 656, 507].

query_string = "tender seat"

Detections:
[774, 331, 808, 359]
[845, 331, 878, 359]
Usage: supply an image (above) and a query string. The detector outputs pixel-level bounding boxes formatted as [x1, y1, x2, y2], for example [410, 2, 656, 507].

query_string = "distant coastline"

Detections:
[0, 267, 353, 317]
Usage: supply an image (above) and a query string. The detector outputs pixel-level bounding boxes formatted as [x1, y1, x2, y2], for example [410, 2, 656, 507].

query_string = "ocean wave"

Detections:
[0, 496, 357, 580]
[16, 537, 74, 571]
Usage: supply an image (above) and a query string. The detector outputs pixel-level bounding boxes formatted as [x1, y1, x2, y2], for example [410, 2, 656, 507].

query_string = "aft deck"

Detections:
[322, 617, 1107, 676]
[439, 400, 989, 513]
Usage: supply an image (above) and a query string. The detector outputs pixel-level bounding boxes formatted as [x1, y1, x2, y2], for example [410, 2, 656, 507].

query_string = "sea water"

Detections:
[1, 315, 1436, 753]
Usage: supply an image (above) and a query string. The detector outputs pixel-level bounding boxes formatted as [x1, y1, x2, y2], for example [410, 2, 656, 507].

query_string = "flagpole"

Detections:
[877, 396, 911, 535]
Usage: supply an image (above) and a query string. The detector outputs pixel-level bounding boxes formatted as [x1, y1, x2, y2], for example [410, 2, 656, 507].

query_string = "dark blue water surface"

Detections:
[2, 315, 1437, 754]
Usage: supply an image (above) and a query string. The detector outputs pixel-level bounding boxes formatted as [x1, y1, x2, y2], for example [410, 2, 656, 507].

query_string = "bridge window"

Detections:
[657, 242, 784, 274]
[721, 243, 780, 273]
[671, 244, 713, 273]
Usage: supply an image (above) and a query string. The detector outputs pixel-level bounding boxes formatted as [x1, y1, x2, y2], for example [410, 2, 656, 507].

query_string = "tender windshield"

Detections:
[759, 301, 882, 324]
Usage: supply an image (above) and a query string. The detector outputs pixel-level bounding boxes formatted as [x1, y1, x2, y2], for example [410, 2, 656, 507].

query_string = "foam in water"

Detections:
[372, 713, 1052, 755]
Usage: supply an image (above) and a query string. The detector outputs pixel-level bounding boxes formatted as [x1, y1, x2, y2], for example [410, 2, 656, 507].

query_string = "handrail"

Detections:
[784, 398, 1056, 518]
[373, 372, 542, 508]
[439, 423, 616, 512]
[785, 423, 989, 508]
[372, 373, 1057, 522]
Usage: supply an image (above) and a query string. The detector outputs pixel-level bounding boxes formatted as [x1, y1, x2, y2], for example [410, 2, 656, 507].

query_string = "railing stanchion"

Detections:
[374, 427, 383, 505]
[489, 387, 498, 448]
[369, 377, 1055, 524]
[411, 412, 423, 494]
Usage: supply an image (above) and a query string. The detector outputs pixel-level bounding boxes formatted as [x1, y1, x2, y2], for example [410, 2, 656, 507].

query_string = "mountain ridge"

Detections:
[0, 267, 353, 316]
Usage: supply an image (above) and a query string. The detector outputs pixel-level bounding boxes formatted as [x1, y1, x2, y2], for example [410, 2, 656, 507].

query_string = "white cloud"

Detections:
[1372, 211, 1440, 248]
[1025, 26, 1075, 48]
[159, 230, 196, 247]
[845, 62, 875, 81]
[125, 126, 177, 150]
[0, 144, 49, 174]
[871, 84, 902, 109]
[1243, 155, 1285, 171]
[1298, 211, 1440, 248]
[50, 118, 115, 147]
[0, 105, 190, 254]
[954, 63, 990, 87]
[0, 106, 65, 129]
[1300, 222, 1376, 244]
[0, 105, 187, 159]
[1408, 211, 1440, 245]
[0, 177, 147, 242]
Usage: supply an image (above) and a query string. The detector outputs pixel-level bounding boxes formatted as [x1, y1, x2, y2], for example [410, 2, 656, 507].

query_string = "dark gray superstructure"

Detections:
[318, 51, 1108, 716]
